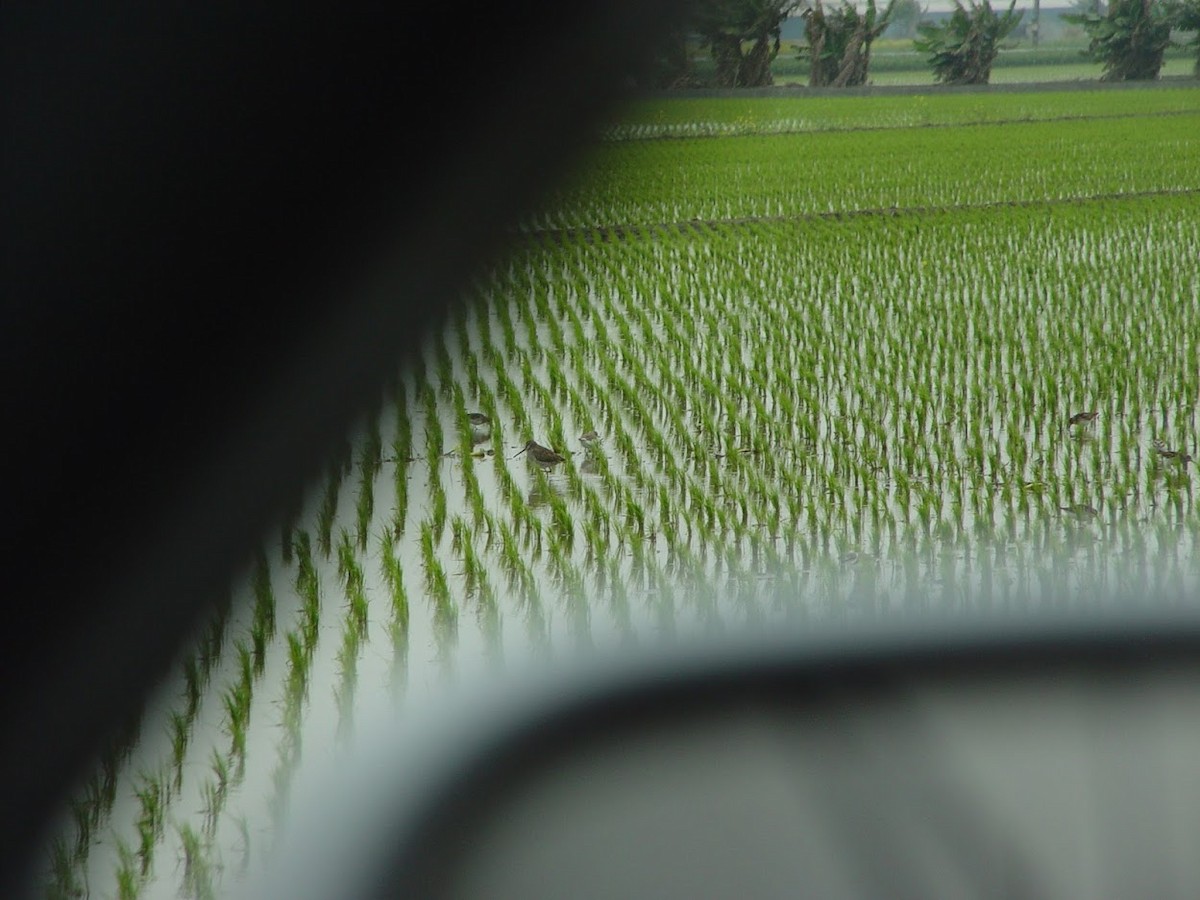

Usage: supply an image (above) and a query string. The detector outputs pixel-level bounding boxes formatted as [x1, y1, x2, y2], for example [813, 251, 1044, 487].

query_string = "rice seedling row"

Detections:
[542, 112, 1200, 231]
[602, 88, 1200, 141]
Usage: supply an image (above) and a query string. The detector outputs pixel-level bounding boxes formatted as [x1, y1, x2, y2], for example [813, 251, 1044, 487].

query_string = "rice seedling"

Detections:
[134, 771, 165, 877]
[177, 824, 215, 900]
[426, 552, 458, 661]
[250, 548, 275, 676]
[206, 749, 230, 817]
[334, 620, 361, 745]
[221, 682, 250, 775]
[114, 837, 139, 900]
[197, 591, 230, 683]
[67, 792, 100, 872]
[46, 835, 83, 900]
[316, 465, 341, 558]
[392, 450, 412, 540]
[284, 630, 308, 708]
[279, 498, 300, 566]
[422, 383, 445, 462]
[182, 656, 203, 724]
[167, 711, 189, 794]
[355, 460, 376, 551]
[429, 472, 448, 540]
[233, 638, 253, 700]
[338, 528, 369, 638]
[363, 400, 385, 473]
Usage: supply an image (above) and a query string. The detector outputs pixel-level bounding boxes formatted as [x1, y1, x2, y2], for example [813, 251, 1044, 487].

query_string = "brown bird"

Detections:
[1069, 411, 1099, 427]
[468, 412, 492, 444]
[1059, 503, 1099, 519]
[1154, 441, 1194, 468]
[512, 440, 565, 466]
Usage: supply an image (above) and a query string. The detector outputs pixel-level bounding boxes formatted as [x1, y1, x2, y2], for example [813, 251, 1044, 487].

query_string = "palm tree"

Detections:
[802, 0, 897, 87]
[694, 0, 802, 87]
[1064, 0, 1175, 81]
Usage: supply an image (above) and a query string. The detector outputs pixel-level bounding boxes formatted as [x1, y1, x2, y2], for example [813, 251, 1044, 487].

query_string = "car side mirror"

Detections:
[242, 610, 1200, 900]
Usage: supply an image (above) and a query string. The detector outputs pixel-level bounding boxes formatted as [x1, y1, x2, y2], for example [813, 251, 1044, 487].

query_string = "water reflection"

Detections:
[527, 478, 566, 510]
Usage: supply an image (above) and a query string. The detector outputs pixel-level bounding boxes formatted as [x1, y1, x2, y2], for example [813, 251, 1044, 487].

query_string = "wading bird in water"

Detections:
[512, 440, 565, 466]
[1069, 410, 1099, 427]
[1154, 440, 1194, 468]
[468, 412, 491, 445]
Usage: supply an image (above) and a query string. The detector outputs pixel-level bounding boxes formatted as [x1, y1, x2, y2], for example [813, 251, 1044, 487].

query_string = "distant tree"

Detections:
[801, 0, 897, 86]
[644, 18, 701, 88]
[913, 0, 1024, 84]
[887, 0, 927, 38]
[694, 0, 803, 87]
[1063, 0, 1174, 80]
[1174, 0, 1200, 76]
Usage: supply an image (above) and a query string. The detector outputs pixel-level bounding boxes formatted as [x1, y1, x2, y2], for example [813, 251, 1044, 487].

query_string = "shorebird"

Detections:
[1154, 441, 1194, 468]
[468, 412, 491, 444]
[512, 439, 565, 466]
[580, 430, 601, 447]
[1069, 411, 1099, 427]
[1060, 503, 1099, 519]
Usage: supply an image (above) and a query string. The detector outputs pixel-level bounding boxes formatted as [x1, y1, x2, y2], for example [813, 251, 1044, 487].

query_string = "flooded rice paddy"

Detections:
[44, 86, 1200, 898]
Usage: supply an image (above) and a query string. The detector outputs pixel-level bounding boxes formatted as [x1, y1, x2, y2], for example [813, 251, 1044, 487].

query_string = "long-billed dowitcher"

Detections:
[512, 439, 565, 466]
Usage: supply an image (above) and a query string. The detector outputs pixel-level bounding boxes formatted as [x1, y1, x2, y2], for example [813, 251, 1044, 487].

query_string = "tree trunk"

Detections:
[710, 34, 744, 87]
[832, 31, 866, 85]
[740, 35, 776, 86]
[808, 23, 828, 87]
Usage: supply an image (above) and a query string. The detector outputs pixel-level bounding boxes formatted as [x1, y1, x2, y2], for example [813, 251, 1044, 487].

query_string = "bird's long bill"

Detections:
[510, 447, 528, 459]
